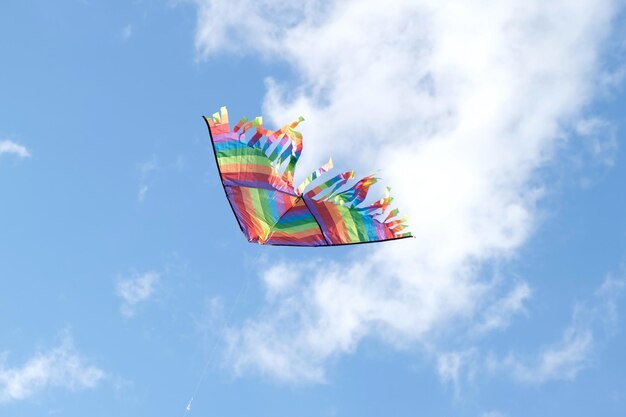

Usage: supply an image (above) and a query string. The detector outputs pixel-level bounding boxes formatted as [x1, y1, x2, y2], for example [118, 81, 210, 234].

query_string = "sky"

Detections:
[1, 1, 626, 416]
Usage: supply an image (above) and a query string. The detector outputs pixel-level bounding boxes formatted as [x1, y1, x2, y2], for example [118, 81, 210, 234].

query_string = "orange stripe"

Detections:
[219, 163, 275, 175]
[320, 202, 351, 244]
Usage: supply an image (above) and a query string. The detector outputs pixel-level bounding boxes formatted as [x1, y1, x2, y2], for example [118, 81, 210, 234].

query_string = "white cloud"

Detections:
[595, 274, 625, 326]
[0, 335, 104, 404]
[436, 349, 477, 397]
[226, 256, 488, 382]
[194, 0, 623, 382]
[136, 156, 159, 202]
[0, 140, 30, 158]
[262, 264, 302, 299]
[494, 319, 594, 383]
[137, 185, 149, 202]
[575, 117, 618, 166]
[489, 275, 624, 383]
[116, 271, 159, 317]
[475, 282, 531, 334]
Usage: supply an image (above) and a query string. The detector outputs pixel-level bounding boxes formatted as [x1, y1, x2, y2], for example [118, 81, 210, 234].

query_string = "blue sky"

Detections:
[1, 1, 626, 416]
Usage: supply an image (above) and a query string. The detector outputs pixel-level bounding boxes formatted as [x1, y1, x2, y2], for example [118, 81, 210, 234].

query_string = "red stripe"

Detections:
[210, 125, 230, 135]
[313, 201, 350, 244]
[220, 163, 274, 175]
[221, 172, 286, 185]
[268, 230, 324, 245]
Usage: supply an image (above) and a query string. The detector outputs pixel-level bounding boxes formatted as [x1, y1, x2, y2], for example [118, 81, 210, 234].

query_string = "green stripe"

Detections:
[247, 189, 271, 237]
[337, 205, 360, 242]
[348, 209, 369, 242]
[273, 223, 319, 233]
[275, 222, 319, 232]
[217, 154, 270, 167]
[257, 189, 275, 224]
[217, 147, 267, 159]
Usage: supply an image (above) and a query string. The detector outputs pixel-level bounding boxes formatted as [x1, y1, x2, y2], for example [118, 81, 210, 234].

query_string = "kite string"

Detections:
[182, 246, 261, 415]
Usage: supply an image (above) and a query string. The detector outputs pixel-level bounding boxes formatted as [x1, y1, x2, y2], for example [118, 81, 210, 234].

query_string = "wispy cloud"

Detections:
[225, 257, 487, 383]
[494, 318, 594, 383]
[475, 283, 531, 334]
[138, 157, 158, 176]
[489, 275, 624, 384]
[122, 24, 133, 40]
[436, 349, 477, 397]
[116, 271, 160, 317]
[261, 264, 302, 300]
[480, 411, 508, 417]
[595, 274, 625, 325]
[137, 185, 149, 202]
[432, 275, 623, 391]
[0, 334, 105, 404]
[136, 156, 159, 202]
[575, 117, 618, 167]
[194, 0, 623, 382]
[0, 140, 30, 158]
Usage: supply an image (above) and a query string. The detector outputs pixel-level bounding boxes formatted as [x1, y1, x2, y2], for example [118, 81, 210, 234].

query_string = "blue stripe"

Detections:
[359, 212, 379, 241]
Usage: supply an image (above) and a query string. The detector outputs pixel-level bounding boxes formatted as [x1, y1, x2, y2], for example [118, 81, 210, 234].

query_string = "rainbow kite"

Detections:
[204, 107, 411, 246]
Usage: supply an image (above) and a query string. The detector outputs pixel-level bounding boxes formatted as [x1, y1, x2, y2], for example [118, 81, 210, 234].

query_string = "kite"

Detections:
[204, 106, 412, 246]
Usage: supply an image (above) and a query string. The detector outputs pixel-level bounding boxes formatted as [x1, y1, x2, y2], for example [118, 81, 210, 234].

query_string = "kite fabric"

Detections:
[204, 106, 412, 246]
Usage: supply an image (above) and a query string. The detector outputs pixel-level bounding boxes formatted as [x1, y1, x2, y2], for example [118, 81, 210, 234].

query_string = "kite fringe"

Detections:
[231, 112, 305, 188]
